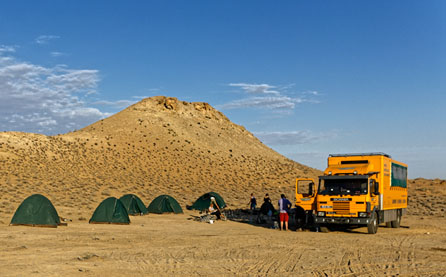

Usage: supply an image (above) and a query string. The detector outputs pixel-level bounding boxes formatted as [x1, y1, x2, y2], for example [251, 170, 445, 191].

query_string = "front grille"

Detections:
[333, 201, 350, 215]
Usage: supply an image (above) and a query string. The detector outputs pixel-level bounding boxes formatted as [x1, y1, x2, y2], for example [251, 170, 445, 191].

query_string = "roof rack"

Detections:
[329, 152, 391, 158]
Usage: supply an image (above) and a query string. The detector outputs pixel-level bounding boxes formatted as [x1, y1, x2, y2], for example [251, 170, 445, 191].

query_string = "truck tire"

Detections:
[294, 207, 306, 230]
[391, 209, 401, 228]
[367, 212, 378, 234]
[320, 226, 329, 233]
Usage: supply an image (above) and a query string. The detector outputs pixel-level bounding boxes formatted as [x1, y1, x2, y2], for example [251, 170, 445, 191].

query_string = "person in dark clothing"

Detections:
[248, 193, 257, 210]
[264, 193, 271, 203]
[260, 200, 275, 216]
[257, 197, 276, 225]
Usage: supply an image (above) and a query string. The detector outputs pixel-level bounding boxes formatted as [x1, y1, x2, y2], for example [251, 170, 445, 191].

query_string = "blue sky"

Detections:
[1, 1, 445, 179]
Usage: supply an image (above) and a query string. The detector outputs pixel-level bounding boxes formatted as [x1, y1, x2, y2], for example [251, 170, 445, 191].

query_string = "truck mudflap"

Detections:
[315, 216, 372, 225]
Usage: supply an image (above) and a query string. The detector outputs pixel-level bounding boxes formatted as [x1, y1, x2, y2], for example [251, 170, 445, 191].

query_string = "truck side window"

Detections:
[319, 179, 327, 195]
[298, 180, 313, 195]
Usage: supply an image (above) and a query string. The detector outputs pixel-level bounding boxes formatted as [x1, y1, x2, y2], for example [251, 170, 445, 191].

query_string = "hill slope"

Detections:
[0, 96, 320, 219]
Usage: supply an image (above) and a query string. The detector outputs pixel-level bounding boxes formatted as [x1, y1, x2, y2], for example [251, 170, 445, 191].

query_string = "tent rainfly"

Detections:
[10, 194, 62, 228]
[89, 197, 130, 224]
[187, 192, 226, 211]
[119, 194, 148, 215]
[147, 195, 183, 214]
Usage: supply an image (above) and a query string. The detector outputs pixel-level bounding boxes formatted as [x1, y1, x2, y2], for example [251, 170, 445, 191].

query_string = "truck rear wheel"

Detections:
[367, 212, 378, 234]
[391, 209, 401, 228]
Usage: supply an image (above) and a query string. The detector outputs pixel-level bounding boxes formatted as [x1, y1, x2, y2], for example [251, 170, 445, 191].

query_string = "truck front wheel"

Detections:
[367, 212, 378, 234]
[294, 207, 306, 230]
[391, 209, 401, 228]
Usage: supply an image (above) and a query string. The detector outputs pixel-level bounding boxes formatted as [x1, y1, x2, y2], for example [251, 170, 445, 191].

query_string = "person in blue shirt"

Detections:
[248, 193, 257, 210]
[278, 194, 291, 231]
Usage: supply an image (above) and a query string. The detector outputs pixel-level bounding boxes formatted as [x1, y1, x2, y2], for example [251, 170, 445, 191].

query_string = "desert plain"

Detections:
[0, 97, 445, 276]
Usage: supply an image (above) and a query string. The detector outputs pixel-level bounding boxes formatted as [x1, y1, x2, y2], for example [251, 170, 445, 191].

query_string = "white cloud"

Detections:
[46, 69, 99, 94]
[0, 53, 109, 134]
[0, 45, 16, 53]
[229, 83, 280, 95]
[35, 35, 60, 45]
[219, 82, 319, 112]
[132, 95, 150, 99]
[147, 88, 163, 92]
[93, 100, 136, 108]
[254, 130, 336, 145]
[304, 90, 319, 96]
[218, 96, 303, 110]
[50, 51, 67, 57]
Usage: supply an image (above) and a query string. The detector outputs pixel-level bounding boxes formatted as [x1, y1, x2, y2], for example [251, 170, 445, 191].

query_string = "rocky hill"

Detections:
[407, 178, 446, 217]
[0, 96, 320, 219]
[1, 96, 443, 221]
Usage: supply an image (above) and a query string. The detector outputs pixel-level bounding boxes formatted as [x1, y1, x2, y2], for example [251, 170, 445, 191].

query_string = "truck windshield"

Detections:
[318, 178, 368, 196]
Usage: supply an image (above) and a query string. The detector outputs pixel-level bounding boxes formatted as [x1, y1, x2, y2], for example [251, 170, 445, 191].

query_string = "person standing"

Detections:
[264, 193, 271, 203]
[248, 193, 257, 210]
[278, 194, 291, 231]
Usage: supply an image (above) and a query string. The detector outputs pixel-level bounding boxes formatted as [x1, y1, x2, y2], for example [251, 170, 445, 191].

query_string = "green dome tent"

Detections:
[147, 195, 183, 214]
[89, 197, 130, 224]
[187, 192, 226, 211]
[119, 194, 148, 215]
[10, 194, 61, 228]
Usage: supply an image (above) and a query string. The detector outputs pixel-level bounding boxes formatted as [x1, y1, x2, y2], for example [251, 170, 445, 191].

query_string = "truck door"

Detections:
[295, 178, 317, 211]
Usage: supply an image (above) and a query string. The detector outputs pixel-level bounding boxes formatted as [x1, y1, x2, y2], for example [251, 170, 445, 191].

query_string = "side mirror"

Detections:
[370, 180, 379, 195]
[374, 182, 380, 195]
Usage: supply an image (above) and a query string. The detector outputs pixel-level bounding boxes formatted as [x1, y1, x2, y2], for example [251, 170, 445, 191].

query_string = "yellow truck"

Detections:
[295, 153, 407, 234]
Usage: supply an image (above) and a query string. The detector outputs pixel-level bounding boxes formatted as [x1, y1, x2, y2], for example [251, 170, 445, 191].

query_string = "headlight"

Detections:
[317, 211, 326, 217]
[358, 212, 368, 217]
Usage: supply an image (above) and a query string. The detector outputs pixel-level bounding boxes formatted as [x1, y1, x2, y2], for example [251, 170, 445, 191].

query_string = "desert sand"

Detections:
[0, 213, 445, 276]
[0, 96, 445, 276]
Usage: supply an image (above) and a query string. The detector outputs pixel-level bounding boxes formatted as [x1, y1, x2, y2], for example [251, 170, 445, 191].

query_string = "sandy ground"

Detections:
[1, 213, 445, 276]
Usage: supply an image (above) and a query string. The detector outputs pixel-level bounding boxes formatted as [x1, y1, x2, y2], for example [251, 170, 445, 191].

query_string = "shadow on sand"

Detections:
[225, 209, 302, 231]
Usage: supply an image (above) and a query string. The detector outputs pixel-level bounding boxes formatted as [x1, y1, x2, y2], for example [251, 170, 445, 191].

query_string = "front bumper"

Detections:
[315, 216, 371, 225]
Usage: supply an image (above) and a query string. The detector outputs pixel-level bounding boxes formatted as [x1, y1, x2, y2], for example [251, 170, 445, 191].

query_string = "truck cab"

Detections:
[296, 153, 407, 234]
